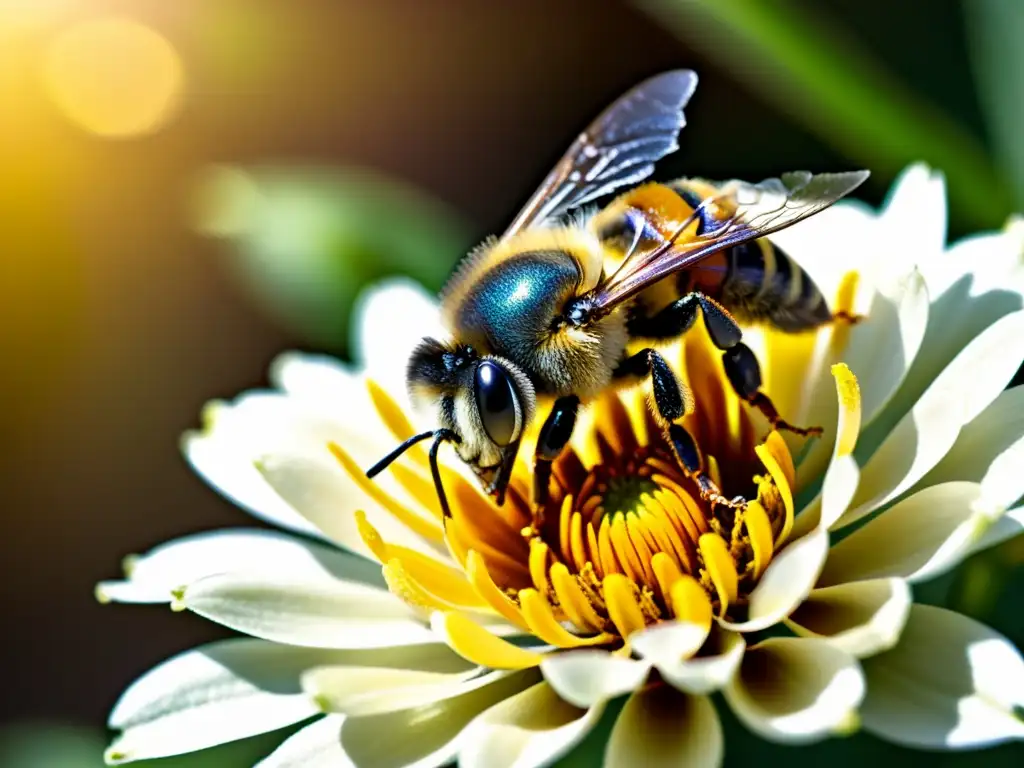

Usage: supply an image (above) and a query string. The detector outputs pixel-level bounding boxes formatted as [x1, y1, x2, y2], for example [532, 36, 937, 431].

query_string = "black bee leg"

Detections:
[831, 310, 863, 325]
[722, 343, 823, 438]
[615, 349, 744, 510]
[531, 396, 581, 533]
[627, 291, 742, 349]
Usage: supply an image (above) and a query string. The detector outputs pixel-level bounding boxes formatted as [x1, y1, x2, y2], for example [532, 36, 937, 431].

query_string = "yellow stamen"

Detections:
[699, 533, 738, 616]
[831, 363, 862, 457]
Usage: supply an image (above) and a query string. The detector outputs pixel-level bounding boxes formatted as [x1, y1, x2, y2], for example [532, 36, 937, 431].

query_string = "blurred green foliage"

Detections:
[966, 0, 1024, 208]
[636, 0, 1014, 230]
[0, 723, 295, 768]
[190, 165, 471, 353]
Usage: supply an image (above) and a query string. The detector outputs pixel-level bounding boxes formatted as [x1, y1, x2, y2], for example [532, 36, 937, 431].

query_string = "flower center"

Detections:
[348, 334, 797, 650]
[510, 406, 791, 646]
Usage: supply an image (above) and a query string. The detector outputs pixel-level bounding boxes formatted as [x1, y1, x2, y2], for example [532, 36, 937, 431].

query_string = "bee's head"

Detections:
[397, 337, 535, 509]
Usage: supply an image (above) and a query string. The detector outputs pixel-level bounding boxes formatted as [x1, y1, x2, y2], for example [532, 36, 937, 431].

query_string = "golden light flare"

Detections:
[42, 17, 184, 139]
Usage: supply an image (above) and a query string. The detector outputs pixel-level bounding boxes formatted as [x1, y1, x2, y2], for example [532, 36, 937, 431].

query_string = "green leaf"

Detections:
[965, 0, 1024, 208]
[635, 0, 1013, 230]
[190, 165, 471, 352]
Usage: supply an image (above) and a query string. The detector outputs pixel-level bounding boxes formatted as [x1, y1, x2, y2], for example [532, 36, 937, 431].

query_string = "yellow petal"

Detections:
[755, 442, 795, 544]
[465, 551, 530, 632]
[529, 539, 552, 595]
[744, 500, 774, 580]
[367, 379, 429, 470]
[329, 442, 443, 544]
[699, 533, 738, 617]
[549, 563, 605, 633]
[603, 573, 647, 638]
[669, 573, 714, 632]
[431, 612, 543, 670]
[519, 589, 615, 648]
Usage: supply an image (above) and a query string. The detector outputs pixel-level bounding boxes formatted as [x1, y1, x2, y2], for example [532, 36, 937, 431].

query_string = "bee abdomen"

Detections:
[722, 240, 832, 332]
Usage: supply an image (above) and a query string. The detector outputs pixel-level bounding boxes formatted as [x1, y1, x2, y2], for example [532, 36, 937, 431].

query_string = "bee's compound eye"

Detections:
[474, 361, 519, 446]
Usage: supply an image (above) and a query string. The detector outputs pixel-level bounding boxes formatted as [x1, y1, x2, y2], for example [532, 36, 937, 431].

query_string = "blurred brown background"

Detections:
[1, 0, 1021, 765]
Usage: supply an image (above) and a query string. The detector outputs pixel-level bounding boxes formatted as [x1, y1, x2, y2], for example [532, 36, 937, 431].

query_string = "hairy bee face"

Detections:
[407, 338, 535, 502]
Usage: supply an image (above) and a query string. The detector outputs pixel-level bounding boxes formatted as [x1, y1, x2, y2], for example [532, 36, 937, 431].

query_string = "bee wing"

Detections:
[502, 70, 698, 238]
[588, 170, 870, 312]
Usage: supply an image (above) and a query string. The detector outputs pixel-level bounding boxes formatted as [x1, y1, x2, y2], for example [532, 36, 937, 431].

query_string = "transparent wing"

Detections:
[502, 70, 698, 238]
[589, 170, 871, 312]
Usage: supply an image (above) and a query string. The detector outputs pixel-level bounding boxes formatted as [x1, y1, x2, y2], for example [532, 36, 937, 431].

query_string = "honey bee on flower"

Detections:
[97, 72, 1024, 767]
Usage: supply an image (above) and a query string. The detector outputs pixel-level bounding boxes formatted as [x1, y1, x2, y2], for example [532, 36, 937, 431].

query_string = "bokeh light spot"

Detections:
[188, 164, 265, 238]
[43, 17, 184, 139]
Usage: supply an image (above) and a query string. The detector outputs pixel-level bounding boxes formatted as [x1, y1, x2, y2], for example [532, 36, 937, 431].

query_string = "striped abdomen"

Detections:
[590, 179, 834, 333]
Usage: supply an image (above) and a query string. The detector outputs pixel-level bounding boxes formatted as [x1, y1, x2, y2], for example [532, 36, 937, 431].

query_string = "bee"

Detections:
[367, 70, 868, 521]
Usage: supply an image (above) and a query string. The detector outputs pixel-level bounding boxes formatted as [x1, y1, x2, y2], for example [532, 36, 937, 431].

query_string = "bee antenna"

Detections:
[366, 429, 437, 478]
[366, 428, 461, 522]
[428, 429, 459, 521]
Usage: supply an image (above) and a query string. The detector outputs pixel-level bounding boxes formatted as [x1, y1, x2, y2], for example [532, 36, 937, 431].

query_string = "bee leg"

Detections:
[627, 291, 741, 349]
[531, 396, 581, 532]
[832, 309, 863, 325]
[722, 343, 823, 438]
[615, 349, 744, 510]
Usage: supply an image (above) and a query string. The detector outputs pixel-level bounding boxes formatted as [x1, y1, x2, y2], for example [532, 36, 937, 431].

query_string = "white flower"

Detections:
[99, 164, 1024, 766]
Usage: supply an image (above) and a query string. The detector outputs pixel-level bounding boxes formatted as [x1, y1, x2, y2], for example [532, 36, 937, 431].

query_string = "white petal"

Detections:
[105, 639, 329, 763]
[458, 681, 604, 768]
[878, 165, 947, 268]
[793, 454, 860, 541]
[839, 310, 1024, 528]
[184, 405, 323, 538]
[636, 627, 745, 695]
[255, 715, 345, 768]
[351, 278, 446, 405]
[178, 571, 435, 648]
[302, 662, 481, 717]
[338, 669, 537, 768]
[879, 223, 1024, 436]
[256, 451, 445, 562]
[916, 385, 1024, 510]
[966, 505, 1024, 558]
[269, 352, 364, 419]
[785, 578, 912, 658]
[861, 604, 1024, 748]
[96, 529, 382, 604]
[630, 620, 710, 662]
[719, 528, 828, 633]
[839, 269, 930, 428]
[605, 686, 723, 768]
[723, 637, 866, 744]
[820, 482, 996, 586]
[540, 650, 649, 708]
